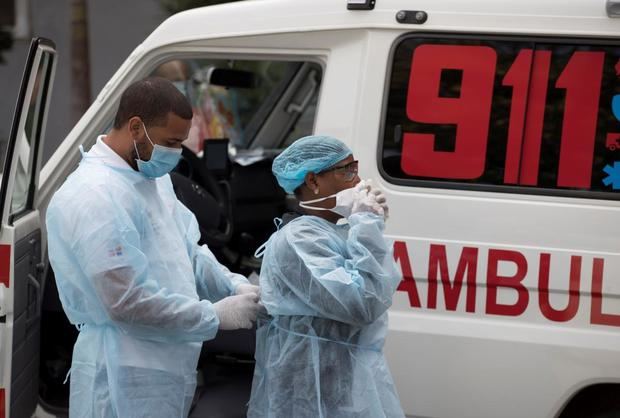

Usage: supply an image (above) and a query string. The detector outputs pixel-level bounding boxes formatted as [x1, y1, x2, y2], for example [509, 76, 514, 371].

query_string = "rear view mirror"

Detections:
[193, 66, 258, 89]
[210, 68, 257, 88]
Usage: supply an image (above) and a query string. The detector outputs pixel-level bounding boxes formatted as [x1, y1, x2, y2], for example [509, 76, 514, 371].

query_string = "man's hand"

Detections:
[213, 293, 261, 330]
[236, 283, 260, 297]
[236, 284, 268, 317]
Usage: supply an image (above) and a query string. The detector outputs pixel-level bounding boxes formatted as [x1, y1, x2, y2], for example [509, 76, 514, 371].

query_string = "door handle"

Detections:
[286, 70, 318, 114]
[28, 272, 41, 292]
[26, 271, 41, 327]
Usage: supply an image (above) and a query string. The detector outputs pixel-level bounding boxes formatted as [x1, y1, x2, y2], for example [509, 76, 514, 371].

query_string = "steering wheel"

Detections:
[171, 145, 233, 248]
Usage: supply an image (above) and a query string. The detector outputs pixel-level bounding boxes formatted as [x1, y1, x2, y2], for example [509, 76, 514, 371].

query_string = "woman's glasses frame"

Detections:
[319, 160, 359, 182]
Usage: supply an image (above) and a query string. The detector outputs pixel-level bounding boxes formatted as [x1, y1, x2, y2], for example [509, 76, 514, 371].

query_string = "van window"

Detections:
[381, 36, 620, 198]
[151, 58, 321, 154]
[11, 50, 53, 216]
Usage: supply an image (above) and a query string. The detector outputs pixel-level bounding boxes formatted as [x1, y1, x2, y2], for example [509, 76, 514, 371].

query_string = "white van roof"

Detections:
[141, 0, 617, 51]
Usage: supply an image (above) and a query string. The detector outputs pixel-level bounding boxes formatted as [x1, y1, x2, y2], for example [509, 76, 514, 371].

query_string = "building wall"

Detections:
[0, 0, 168, 164]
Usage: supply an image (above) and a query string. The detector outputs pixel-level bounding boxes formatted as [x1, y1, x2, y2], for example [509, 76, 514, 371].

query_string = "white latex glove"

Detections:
[325, 180, 370, 218]
[351, 189, 384, 217]
[369, 187, 389, 220]
[236, 283, 260, 297]
[356, 179, 371, 194]
[213, 293, 261, 330]
[236, 284, 266, 317]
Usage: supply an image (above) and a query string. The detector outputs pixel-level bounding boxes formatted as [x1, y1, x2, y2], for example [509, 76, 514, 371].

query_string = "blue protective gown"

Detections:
[46, 137, 248, 418]
[248, 213, 405, 418]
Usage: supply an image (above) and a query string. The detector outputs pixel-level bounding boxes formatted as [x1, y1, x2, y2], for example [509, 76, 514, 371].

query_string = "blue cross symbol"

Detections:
[603, 162, 620, 189]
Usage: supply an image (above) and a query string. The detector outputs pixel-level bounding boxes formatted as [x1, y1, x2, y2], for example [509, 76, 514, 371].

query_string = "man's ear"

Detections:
[304, 172, 319, 194]
[128, 116, 144, 142]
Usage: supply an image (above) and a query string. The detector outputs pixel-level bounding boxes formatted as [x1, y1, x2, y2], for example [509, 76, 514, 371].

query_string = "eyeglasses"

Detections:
[320, 160, 359, 181]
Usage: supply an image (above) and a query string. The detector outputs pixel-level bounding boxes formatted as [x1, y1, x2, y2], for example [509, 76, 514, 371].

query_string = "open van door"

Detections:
[0, 37, 56, 418]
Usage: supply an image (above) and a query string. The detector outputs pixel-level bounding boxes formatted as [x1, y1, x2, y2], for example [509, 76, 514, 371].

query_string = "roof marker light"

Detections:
[347, 0, 375, 11]
[608, 0, 620, 17]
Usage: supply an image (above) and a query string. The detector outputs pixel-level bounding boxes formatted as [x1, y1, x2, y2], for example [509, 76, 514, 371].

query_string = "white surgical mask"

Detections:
[298, 181, 368, 218]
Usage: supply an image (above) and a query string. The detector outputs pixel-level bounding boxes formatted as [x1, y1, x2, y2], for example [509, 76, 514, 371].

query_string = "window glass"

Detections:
[11, 51, 51, 215]
[381, 36, 620, 198]
[280, 89, 318, 148]
[152, 58, 320, 154]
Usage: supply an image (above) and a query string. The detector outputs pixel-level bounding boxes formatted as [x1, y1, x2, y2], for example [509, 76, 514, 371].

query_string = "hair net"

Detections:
[272, 135, 352, 194]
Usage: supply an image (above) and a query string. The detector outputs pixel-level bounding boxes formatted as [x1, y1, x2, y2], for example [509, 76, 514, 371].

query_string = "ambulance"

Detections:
[0, 0, 619, 417]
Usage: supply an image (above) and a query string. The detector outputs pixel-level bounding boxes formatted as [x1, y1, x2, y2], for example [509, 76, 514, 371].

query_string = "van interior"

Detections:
[36, 57, 323, 417]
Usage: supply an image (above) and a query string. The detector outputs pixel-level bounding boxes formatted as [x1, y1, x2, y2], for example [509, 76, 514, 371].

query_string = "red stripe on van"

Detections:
[0, 245, 9, 288]
[0, 388, 5, 418]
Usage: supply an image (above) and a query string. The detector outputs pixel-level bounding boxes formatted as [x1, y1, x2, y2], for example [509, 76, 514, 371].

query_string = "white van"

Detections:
[1, 0, 619, 417]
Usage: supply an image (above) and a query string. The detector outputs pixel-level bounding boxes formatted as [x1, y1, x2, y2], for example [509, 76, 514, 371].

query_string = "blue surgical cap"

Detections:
[272, 135, 352, 194]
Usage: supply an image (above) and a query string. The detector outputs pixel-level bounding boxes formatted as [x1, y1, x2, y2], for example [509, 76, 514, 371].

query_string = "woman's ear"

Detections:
[304, 172, 320, 195]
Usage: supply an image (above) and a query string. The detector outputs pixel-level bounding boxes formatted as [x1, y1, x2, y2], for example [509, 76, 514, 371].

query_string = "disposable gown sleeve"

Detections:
[176, 200, 249, 302]
[66, 187, 220, 343]
[191, 245, 249, 302]
[278, 212, 401, 326]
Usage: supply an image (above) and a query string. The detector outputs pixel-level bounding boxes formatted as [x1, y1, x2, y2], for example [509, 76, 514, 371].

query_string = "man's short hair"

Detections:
[113, 77, 193, 129]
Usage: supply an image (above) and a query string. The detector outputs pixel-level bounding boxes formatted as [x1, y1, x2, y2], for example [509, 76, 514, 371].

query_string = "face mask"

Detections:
[298, 181, 367, 218]
[134, 123, 182, 178]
